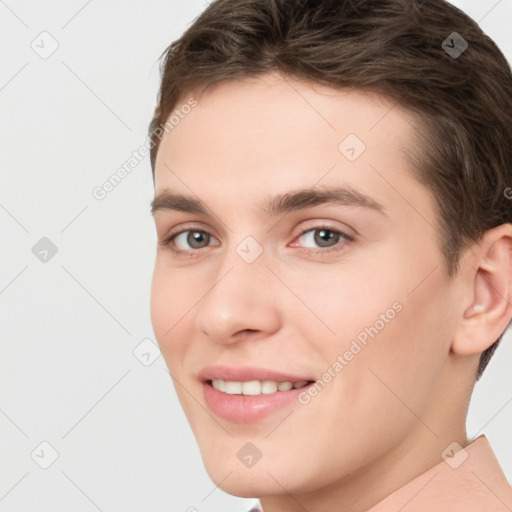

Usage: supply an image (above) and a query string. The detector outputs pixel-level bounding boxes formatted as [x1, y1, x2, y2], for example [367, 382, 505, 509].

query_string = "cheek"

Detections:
[311, 243, 452, 415]
[150, 262, 193, 367]
[327, 267, 452, 427]
[300, 259, 398, 341]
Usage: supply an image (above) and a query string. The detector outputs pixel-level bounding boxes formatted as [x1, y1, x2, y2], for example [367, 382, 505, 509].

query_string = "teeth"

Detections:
[261, 380, 278, 394]
[211, 379, 311, 395]
[242, 381, 261, 395]
[224, 381, 242, 394]
[212, 379, 226, 392]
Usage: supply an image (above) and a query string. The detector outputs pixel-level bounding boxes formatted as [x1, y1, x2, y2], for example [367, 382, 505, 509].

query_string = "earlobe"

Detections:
[452, 224, 512, 356]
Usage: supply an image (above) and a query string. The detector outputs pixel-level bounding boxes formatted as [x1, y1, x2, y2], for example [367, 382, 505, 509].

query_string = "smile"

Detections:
[209, 379, 312, 395]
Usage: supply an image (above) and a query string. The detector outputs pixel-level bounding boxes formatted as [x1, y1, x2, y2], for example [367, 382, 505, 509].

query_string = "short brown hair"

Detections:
[148, 0, 512, 379]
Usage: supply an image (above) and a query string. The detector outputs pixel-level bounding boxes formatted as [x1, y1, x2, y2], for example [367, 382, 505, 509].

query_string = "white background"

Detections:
[1, 1, 511, 511]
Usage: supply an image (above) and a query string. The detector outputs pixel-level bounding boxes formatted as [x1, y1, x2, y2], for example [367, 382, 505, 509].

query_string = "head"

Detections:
[148, 0, 512, 504]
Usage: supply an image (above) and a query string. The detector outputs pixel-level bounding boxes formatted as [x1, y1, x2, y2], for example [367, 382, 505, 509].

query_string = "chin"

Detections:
[200, 449, 313, 498]
[203, 465, 283, 498]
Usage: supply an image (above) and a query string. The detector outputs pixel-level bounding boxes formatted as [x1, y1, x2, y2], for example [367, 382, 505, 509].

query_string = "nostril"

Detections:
[236, 329, 257, 336]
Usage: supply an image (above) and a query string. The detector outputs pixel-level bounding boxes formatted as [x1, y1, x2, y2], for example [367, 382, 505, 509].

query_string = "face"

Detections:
[150, 73, 463, 501]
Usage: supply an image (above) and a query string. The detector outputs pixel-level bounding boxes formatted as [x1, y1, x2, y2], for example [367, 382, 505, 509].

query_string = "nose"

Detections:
[194, 242, 281, 345]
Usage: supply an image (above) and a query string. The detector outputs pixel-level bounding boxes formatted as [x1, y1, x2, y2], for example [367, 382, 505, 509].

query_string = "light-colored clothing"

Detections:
[248, 435, 512, 512]
[368, 435, 512, 511]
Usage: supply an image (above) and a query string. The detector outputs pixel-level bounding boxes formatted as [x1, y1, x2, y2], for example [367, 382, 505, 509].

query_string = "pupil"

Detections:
[315, 229, 337, 247]
[189, 231, 207, 248]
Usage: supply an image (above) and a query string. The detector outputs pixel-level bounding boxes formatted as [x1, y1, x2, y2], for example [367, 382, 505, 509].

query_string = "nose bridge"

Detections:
[194, 234, 280, 342]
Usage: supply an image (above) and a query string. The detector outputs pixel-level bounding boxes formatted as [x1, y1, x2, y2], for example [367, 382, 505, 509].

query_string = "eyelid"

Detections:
[160, 221, 213, 241]
[294, 219, 356, 241]
[297, 224, 354, 242]
[160, 218, 354, 240]
[158, 221, 355, 255]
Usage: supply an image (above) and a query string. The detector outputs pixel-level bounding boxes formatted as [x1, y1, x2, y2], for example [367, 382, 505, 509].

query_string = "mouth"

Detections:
[206, 378, 314, 395]
[199, 366, 317, 423]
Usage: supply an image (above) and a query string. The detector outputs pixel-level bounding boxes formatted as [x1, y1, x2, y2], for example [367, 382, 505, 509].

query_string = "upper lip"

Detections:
[198, 365, 315, 383]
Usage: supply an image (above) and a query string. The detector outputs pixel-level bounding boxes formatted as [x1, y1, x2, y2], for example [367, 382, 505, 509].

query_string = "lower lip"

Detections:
[202, 381, 312, 423]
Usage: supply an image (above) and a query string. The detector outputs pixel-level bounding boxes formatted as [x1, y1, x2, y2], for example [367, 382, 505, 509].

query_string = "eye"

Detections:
[162, 229, 219, 253]
[292, 225, 354, 253]
[159, 223, 354, 257]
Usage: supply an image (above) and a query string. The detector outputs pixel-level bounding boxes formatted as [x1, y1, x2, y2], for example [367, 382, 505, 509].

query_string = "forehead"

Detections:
[153, 73, 426, 218]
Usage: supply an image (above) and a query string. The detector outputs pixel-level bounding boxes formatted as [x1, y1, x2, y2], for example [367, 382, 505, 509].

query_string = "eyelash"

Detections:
[158, 224, 355, 258]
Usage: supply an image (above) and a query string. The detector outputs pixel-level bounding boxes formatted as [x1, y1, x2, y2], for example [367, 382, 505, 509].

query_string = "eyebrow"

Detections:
[150, 185, 386, 217]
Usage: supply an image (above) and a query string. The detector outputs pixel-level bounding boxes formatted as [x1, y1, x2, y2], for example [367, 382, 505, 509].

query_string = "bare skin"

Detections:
[150, 72, 512, 512]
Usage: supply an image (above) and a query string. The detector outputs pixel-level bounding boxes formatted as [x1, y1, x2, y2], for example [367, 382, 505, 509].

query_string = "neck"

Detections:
[259, 422, 468, 512]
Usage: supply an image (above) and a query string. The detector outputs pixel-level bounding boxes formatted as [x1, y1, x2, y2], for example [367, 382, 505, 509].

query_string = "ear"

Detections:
[452, 223, 512, 356]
